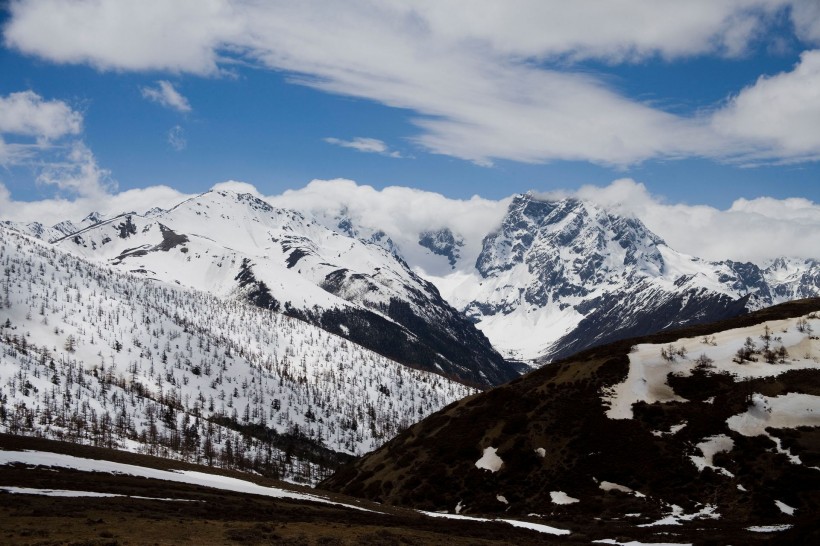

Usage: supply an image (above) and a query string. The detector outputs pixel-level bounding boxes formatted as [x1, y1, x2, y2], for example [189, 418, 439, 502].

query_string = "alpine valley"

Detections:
[1, 186, 819, 542]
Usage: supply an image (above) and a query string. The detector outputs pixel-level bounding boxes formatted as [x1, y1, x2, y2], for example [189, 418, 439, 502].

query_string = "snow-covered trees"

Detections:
[0, 227, 474, 484]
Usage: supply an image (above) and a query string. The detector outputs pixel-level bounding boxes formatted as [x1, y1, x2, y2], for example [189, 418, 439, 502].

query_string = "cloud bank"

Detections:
[271, 179, 820, 268]
[1, 177, 817, 268]
[5, 0, 820, 167]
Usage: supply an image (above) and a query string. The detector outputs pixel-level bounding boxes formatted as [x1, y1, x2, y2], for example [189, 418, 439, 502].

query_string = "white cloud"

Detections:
[270, 178, 820, 267]
[6, 1, 820, 167]
[572, 179, 820, 264]
[712, 49, 820, 163]
[324, 137, 402, 158]
[167, 125, 187, 151]
[0, 90, 82, 141]
[210, 180, 262, 197]
[790, 0, 820, 43]
[0, 181, 189, 225]
[141, 81, 192, 113]
[35, 141, 114, 198]
[269, 178, 510, 275]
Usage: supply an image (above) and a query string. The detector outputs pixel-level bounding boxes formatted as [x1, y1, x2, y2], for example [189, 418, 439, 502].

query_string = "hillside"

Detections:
[0, 226, 473, 483]
[48, 189, 522, 387]
[323, 298, 820, 543]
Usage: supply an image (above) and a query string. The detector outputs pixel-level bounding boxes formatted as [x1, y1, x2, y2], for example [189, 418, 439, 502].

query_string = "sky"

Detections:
[0, 1, 819, 263]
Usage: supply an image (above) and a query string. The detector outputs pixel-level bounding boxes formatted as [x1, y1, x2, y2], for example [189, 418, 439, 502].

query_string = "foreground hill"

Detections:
[0, 434, 571, 545]
[323, 298, 820, 543]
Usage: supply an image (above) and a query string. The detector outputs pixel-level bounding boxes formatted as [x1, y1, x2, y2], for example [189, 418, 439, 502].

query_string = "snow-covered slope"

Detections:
[51, 190, 521, 387]
[0, 226, 473, 483]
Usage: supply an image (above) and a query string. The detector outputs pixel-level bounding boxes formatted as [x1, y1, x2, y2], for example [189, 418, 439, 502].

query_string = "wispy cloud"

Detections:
[324, 137, 403, 158]
[140, 80, 191, 113]
[5, 1, 820, 166]
[167, 125, 187, 151]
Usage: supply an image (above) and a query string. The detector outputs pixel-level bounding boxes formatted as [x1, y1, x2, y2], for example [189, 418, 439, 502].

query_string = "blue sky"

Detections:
[1, 0, 820, 214]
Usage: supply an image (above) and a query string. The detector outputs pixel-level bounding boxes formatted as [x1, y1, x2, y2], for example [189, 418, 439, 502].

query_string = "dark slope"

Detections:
[323, 298, 820, 543]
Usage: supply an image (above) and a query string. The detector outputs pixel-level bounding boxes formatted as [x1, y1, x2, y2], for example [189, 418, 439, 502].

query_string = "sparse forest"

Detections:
[0, 227, 473, 483]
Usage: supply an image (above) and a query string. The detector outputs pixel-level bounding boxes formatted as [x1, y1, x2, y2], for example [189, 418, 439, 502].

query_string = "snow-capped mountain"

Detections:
[9, 188, 819, 371]
[50, 190, 522, 387]
[426, 194, 820, 362]
[0, 226, 473, 483]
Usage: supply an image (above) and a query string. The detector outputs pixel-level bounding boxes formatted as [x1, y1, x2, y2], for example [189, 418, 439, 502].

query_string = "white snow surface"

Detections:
[475, 447, 503, 472]
[638, 504, 719, 527]
[746, 524, 793, 532]
[0, 450, 374, 511]
[775, 500, 796, 515]
[727, 393, 820, 437]
[689, 435, 734, 476]
[598, 481, 645, 497]
[603, 314, 820, 419]
[0, 486, 192, 501]
[549, 491, 579, 505]
[420, 511, 570, 535]
[592, 538, 692, 546]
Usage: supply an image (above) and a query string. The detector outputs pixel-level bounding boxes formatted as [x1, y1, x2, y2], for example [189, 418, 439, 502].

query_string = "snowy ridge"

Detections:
[51, 190, 520, 386]
[0, 226, 473, 483]
[425, 194, 820, 362]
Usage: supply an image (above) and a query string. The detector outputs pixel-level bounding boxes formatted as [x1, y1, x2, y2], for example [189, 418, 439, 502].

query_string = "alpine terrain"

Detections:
[324, 298, 820, 543]
[42, 189, 523, 387]
[0, 225, 474, 483]
[298, 191, 820, 364]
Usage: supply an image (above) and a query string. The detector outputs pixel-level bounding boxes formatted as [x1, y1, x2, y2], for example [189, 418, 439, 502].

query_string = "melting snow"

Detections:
[534, 447, 546, 458]
[0, 450, 377, 512]
[651, 422, 687, 437]
[420, 511, 570, 535]
[775, 500, 796, 515]
[746, 524, 793, 532]
[599, 481, 645, 497]
[475, 447, 503, 472]
[496, 494, 509, 504]
[549, 491, 579, 505]
[592, 538, 692, 546]
[639, 504, 719, 527]
[726, 392, 820, 465]
[0, 486, 192, 501]
[689, 435, 734, 476]
[603, 314, 820, 420]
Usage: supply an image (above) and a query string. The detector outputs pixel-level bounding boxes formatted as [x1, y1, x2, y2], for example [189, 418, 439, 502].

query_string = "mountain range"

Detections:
[7, 189, 819, 373]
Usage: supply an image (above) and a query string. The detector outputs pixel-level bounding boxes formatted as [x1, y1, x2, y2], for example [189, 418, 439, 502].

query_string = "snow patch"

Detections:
[0, 450, 377, 512]
[592, 538, 692, 546]
[639, 504, 719, 527]
[420, 511, 570, 535]
[599, 481, 645, 497]
[689, 435, 734, 477]
[0, 486, 192, 501]
[746, 524, 793, 532]
[475, 447, 503, 472]
[549, 491, 579, 505]
[775, 500, 796, 515]
[534, 447, 546, 458]
[496, 494, 508, 504]
[651, 422, 687, 437]
[603, 315, 820, 420]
